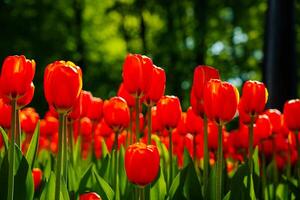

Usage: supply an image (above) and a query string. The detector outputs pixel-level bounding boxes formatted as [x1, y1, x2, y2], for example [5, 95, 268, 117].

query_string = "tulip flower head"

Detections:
[191, 65, 220, 116]
[157, 95, 182, 131]
[122, 54, 154, 97]
[125, 143, 160, 186]
[79, 192, 102, 200]
[44, 60, 82, 114]
[283, 99, 300, 132]
[203, 79, 239, 125]
[0, 55, 35, 100]
[103, 96, 130, 132]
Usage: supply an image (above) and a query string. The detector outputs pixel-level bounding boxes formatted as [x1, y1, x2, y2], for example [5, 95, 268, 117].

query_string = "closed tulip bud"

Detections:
[240, 80, 268, 116]
[68, 92, 82, 120]
[144, 66, 166, 105]
[87, 97, 103, 121]
[44, 60, 82, 114]
[95, 119, 113, 138]
[283, 99, 300, 131]
[17, 82, 35, 109]
[81, 91, 93, 117]
[32, 168, 42, 191]
[254, 114, 271, 145]
[0, 98, 11, 129]
[0, 55, 35, 99]
[20, 107, 39, 134]
[80, 117, 93, 138]
[204, 79, 239, 124]
[79, 192, 102, 200]
[125, 143, 160, 186]
[117, 83, 136, 107]
[150, 106, 163, 133]
[122, 54, 154, 97]
[176, 112, 187, 136]
[191, 66, 220, 116]
[186, 106, 203, 135]
[103, 97, 130, 131]
[264, 109, 282, 134]
[157, 95, 182, 130]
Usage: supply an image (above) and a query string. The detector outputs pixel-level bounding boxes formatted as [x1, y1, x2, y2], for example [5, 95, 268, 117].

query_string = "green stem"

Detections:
[113, 130, 120, 198]
[135, 97, 140, 141]
[216, 123, 223, 200]
[55, 113, 65, 200]
[261, 143, 267, 200]
[286, 142, 291, 200]
[7, 99, 16, 200]
[68, 120, 74, 166]
[16, 110, 21, 148]
[203, 114, 209, 199]
[147, 105, 152, 145]
[271, 137, 278, 200]
[63, 115, 68, 182]
[248, 115, 254, 176]
[168, 129, 173, 191]
[295, 130, 300, 191]
[140, 187, 145, 200]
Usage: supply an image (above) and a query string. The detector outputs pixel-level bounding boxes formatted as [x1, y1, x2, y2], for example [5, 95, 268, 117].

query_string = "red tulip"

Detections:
[176, 112, 187, 136]
[157, 95, 182, 130]
[191, 66, 220, 116]
[32, 168, 42, 191]
[68, 92, 82, 120]
[144, 66, 166, 105]
[122, 54, 154, 97]
[125, 143, 160, 186]
[283, 99, 300, 131]
[150, 106, 163, 133]
[87, 97, 103, 121]
[186, 106, 203, 135]
[80, 117, 93, 138]
[44, 60, 82, 113]
[253, 114, 271, 145]
[16, 82, 35, 108]
[240, 80, 268, 116]
[95, 119, 113, 138]
[103, 97, 130, 131]
[20, 107, 39, 134]
[79, 192, 102, 200]
[81, 91, 93, 117]
[0, 55, 35, 100]
[0, 98, 11, 129]
[117, 83, 135, 107]
[264, 109, 282, 134]
[203, 79, 239, 124]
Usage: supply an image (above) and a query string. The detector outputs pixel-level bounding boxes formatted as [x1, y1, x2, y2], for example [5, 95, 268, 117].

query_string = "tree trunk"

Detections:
[263, 0, 297, 110]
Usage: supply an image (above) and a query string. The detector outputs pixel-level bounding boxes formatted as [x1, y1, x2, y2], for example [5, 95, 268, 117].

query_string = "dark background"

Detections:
[0, 0, 299, 115]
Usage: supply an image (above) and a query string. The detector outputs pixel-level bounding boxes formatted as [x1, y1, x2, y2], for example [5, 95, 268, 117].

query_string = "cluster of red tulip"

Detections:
[0, 54, 299, 200]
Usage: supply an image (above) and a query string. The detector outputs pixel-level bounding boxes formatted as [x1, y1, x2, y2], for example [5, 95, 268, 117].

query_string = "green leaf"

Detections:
[119, 145, 127, 196]
[25, 121, 40, 169]
[223, 191, 231, 200]
[252, 147, 260, 177]
[183, 163, 203, 200]
[101, 137, 109, 158]
[168, 170, 184, 200]
[0, 127, 9, 151]
[40, 172, 69, 200]
[68, 163, 79, 197]
[78, 164, 114, 200]
[208, 164, 217, 200]
[151, 168, 167, 200]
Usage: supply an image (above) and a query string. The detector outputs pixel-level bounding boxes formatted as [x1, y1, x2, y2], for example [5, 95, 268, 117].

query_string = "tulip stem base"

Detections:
[16, 110, 21, 148]
[55, 113, 65, 200]
[7, 99, 17, 200]
[203, 114, 209, 199]
[216, 123, 223, 200]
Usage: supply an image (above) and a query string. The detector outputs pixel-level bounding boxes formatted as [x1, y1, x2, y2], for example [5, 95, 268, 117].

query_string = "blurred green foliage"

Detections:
[0, 0, 299, 114]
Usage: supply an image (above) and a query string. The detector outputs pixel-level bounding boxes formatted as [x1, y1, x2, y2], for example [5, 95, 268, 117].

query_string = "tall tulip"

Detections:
[103, 96, 130, 194]
[190, 65, 219, 197]
[203, 79, 239, 200]
[44, 60, 82, 200]
[0, 55, 35, 200]
[157, 95, 181, 190]
[239, 80, 268, 187]
[283, 99, 300, 190]
[125, 143, 160, 186]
